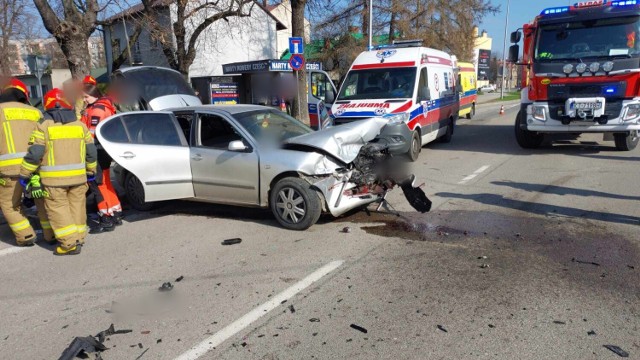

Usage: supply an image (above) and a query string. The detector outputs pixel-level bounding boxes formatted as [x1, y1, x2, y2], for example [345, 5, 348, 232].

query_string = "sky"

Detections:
[479, 0, 576, 55]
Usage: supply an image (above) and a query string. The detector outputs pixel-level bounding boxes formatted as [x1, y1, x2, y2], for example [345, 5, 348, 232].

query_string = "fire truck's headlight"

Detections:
[623, 104, 640, 121]
[529, 105, 546, 121]
[576, 63, 588, 74]
[589, 62, 600, 73]
[602, 61, 614, 72]
[563, 64, 574, 74]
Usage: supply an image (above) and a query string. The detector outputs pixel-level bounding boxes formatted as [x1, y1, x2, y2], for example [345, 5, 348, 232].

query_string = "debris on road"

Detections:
[221, 238, 242, 245]
[603, 345, 629, 357]
[135, 348, 149, 360]
[309, 318, 320, 322]
[141, 330, 151, 335]
[60, 324, 132, 360]
[571, 258, 600, 266]
[156, 339, 162, 344]
[341, 226, 352, 233]
[478, 256, 487, 260]
[288, 305, 296, 313]
[59, 336, 108, 360]
[480, 264, 490, 269]
[437, 325, 448, 333]
[350, 324, 368, 334]
[553, 321, 566, 325]
[158, 282, 173, 292]
[175, 275, 184, 282]
[587, 330, 596, 336]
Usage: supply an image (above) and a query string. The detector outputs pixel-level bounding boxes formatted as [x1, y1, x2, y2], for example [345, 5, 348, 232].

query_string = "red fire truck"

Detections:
[509, 0, 640, 151]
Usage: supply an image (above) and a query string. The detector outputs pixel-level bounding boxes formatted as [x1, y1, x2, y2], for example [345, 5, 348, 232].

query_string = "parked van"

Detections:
[456, 62, 478, 119]
[331, 41, 460, 161]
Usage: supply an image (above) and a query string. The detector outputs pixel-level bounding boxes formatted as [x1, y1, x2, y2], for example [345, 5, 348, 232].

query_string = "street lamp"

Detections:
[22, 54, 51, 100]
[500, 0, 511, 99]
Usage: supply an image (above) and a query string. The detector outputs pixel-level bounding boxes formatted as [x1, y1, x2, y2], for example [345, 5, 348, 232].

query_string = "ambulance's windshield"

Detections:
[338, 68, 417, 100]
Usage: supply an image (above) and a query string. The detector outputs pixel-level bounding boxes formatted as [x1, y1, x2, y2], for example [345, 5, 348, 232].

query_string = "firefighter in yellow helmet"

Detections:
[20, 88, 97, 255]
[0, 79, 54, 246]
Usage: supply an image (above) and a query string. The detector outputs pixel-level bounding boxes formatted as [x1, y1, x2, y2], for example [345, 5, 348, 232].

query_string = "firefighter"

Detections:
[20, 88, 97, 255]
[0, 79, 54, 246]
[81, 83, 122, 232]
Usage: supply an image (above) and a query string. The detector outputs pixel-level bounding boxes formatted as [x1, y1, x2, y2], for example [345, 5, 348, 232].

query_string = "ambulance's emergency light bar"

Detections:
[375, 39, 423, 50]
[540, 1, 638, 15]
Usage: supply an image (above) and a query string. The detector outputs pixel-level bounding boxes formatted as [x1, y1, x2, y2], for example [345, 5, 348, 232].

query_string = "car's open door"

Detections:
[95, 111, 194, 202]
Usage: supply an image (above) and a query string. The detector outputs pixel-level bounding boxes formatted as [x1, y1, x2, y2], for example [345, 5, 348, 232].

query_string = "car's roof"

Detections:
[169, 104, 272, 115]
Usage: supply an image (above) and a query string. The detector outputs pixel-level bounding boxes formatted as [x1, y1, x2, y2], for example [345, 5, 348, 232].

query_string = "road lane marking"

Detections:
[0, 246, 29, 257]
[458, 165, 490, 184]
[174, 260, 344, 360]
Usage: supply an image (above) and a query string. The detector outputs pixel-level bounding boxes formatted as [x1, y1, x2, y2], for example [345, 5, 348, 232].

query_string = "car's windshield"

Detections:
[119, 68, 196, 101]
[338, 67, 417, 100]
[234, 110, 313, 145]
[536, 16, 640, 61]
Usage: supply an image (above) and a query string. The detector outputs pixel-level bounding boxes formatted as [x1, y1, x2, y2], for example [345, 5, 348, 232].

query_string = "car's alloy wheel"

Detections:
[125, 173, 154, 211]
[270, 177, 322, 230]
[614, 130, 639, 151]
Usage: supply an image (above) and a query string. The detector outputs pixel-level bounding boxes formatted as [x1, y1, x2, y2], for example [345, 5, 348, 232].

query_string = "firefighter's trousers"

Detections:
[0, 177, 53, 245]
[44, 184, 88, 249]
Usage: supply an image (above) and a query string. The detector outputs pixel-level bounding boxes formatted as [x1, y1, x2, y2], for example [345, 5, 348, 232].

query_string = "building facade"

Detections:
[104, 0, 292, 78]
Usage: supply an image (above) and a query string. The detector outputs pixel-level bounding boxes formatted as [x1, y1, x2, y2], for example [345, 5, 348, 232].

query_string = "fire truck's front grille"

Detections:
[547, 100, 624, 121]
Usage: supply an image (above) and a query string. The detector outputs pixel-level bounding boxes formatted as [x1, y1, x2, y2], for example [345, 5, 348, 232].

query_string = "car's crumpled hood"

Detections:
[284, 118, 388, 163]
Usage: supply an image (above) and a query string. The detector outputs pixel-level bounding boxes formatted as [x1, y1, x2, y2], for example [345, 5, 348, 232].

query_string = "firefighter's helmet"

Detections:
[83, 75, 97, 86]
[4, 78, 29, 99]
[43, 88, 73, 111]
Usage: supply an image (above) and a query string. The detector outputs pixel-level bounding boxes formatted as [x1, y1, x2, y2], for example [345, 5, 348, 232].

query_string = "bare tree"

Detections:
[0, 0, 31, 75]
[32, 0, 106, 77]
[141, 0, 255, 76]
[290, 0, 309, 124]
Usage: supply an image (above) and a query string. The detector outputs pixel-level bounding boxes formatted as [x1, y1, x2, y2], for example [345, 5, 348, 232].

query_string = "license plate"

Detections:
[575, 102, 602, 110]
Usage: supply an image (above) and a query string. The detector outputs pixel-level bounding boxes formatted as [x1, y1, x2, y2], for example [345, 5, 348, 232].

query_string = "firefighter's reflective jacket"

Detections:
[0, 102, 42, 177]
[20, 109, 98, 186]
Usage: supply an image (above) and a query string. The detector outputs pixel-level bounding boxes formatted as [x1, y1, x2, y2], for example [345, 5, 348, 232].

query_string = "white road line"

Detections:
[174, 260, 344, 360]
[0, 246, 29, 257]
[458, 165, 490, 185]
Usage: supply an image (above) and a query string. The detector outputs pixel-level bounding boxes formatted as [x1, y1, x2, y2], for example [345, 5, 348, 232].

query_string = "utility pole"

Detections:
[500, 0, 511, 99]
[368, 0, 373, 50]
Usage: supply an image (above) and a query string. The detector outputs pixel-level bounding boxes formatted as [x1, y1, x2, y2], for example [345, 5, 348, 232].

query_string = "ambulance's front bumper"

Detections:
[525, 100, 640, 132]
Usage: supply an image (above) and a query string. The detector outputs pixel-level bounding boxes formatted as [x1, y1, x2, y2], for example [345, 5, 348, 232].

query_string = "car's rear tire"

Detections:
[407, 130, 421, 162]
[124, 172, 154, 211]
[270, 177, 322, 230]
[515, 110, 543, 149]
[614, 131, 639, 151]
[466, 103, 475, 120]
[440, 118, 454, 143]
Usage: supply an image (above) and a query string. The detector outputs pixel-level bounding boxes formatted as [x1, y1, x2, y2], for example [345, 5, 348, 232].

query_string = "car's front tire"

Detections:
[614, 131, 639, 151]
[270, 177, 322, 230]
[124, 172, 154, 211]
[515, 110, 543, 149]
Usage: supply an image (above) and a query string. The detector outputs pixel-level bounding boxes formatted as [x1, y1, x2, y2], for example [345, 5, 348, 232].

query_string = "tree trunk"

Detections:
[55, 29, 92, 78]
[389, 0, 397, 42]
[290, 0, 310, 125]
[362, 0, 369, 40]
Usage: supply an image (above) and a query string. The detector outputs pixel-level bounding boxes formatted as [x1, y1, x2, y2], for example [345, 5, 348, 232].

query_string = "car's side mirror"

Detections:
[508, 45, 520, 63]
[325, 89, 336, 104]
[419, 86, 431, 101]
[228, 140, 248, 152]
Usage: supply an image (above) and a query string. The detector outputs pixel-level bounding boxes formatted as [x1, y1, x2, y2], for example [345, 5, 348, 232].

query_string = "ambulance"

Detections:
[456, 62, 478, 119]
[331, 40, 460, 161]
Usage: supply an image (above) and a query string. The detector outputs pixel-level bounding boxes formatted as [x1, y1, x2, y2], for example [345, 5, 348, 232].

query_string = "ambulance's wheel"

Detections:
[614, 130, 639, 151]
[408, 130, 421, 162]
[515, 110, 543, 149]
[440, 118, 454, 143]
[466, 104, 475, 119]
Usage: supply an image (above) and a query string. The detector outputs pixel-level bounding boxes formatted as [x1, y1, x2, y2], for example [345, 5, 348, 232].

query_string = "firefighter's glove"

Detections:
[27, 175, 48, 199]
[0, 178, 6, 187]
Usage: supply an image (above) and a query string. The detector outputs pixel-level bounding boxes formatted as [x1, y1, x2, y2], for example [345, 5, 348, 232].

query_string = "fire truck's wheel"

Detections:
[408, 130, 421, 162]
[614, 131, 639, 151]
[466, 104, 475, 119]
[515, 111, 543, 149]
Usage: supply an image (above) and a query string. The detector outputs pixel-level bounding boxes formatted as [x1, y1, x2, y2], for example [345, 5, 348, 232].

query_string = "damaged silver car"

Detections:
[96, 105, 430, 230]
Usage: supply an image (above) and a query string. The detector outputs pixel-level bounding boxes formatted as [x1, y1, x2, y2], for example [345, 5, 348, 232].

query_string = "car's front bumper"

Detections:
[526, 100, 640, 132]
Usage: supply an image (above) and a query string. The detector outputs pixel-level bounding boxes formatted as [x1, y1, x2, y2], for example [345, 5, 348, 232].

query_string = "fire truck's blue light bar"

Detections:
[540, 7, 570, 15]
[612, 0, 638, 6]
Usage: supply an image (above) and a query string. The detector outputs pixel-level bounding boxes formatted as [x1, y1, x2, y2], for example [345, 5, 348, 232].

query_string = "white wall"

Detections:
[269, 0, 311, 57]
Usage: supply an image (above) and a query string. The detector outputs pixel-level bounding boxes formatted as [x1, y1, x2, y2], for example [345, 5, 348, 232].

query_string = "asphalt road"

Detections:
[1, 102, 638, 360]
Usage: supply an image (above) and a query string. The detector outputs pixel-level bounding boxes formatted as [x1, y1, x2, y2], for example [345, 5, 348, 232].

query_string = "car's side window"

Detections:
[100, 118, 129, 143]
[198, 114, 242, 149]
[120, 113, 183, 146]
